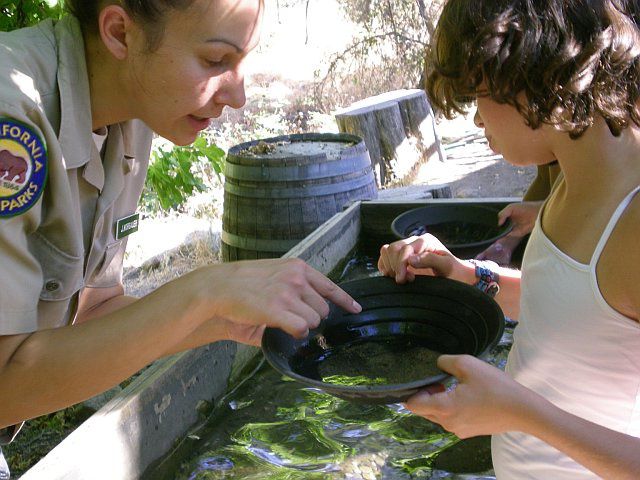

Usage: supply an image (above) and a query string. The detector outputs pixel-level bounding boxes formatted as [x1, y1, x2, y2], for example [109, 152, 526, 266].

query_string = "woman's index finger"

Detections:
[305, 267, 362, 313]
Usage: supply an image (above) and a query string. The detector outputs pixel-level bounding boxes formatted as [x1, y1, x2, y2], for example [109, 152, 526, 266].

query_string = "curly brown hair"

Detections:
[426, 0, 640, 138]
[65, 0, 196, 51]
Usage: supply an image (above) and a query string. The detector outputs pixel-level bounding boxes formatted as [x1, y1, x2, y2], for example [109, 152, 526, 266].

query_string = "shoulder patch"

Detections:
[0, 118, 47, 218]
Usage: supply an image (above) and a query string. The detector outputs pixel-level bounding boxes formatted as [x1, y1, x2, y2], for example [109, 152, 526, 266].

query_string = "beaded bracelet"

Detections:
[468, 259, 500, 297]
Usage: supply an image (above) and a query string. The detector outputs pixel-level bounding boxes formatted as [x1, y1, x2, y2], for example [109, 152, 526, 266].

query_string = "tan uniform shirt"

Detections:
[0, 15, 153, 335]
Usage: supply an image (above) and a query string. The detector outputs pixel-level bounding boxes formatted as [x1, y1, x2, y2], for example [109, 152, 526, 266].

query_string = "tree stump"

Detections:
[335, 89, 445, 187]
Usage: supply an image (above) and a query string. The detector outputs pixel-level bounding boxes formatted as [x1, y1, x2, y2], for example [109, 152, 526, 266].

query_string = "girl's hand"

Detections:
[498, 201, 543, 237]
[378, 234, 474, 285]
[475, 234, 523, 265]
[405, 355, 534, 438]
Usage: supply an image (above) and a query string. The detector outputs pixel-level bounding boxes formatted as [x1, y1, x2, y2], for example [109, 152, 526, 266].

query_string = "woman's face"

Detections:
[474, 93, 555, 167]
[126, 0, 262, 145]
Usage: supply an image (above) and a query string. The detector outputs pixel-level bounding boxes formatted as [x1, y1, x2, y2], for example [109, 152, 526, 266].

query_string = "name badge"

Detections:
[115, 213, 139, 239]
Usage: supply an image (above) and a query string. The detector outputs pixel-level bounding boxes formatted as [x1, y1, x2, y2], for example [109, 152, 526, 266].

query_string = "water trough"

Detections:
[23, 197, 519, 480]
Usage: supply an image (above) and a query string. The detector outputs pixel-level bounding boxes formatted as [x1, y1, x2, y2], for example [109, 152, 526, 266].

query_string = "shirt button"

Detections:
[45, 280, 60, 292]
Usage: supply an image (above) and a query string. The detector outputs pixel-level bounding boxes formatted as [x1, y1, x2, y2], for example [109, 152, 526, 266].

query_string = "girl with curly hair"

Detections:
[379, 1, 640, 478]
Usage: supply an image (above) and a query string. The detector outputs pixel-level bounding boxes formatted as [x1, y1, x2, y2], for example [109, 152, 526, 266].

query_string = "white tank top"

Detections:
[492, 186, 640, 479]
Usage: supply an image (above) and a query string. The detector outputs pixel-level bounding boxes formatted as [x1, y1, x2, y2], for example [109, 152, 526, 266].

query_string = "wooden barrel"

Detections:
[222, 133, 378, 261]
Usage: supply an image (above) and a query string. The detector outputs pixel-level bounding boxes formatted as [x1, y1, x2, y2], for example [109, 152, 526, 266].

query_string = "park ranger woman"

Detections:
[0, 1, 360, 476]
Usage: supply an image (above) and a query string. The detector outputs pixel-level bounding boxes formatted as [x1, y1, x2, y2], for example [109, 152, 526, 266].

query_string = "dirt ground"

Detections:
[378, 114, 537, 201]
[431, 114, 537, 198]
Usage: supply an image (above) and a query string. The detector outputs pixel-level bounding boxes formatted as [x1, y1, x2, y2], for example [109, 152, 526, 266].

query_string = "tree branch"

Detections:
[315, 30, 427, 110]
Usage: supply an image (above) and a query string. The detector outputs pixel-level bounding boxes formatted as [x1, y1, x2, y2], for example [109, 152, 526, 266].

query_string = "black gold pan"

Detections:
[262, 275, 505, 405]
[391, 204, 513, 258]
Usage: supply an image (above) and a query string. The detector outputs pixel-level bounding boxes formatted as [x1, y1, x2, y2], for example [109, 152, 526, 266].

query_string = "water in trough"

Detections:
[155, 253, 516, 480]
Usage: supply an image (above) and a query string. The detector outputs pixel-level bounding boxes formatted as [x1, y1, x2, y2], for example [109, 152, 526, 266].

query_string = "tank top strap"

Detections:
[591, 185, 640, 266]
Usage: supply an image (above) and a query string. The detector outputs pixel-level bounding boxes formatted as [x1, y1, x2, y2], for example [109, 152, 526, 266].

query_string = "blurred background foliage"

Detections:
[272, 0, 443, 112]
[314, 0, 443, 111]
[0, 0, 65, 31]
[142, 135, 226, 213]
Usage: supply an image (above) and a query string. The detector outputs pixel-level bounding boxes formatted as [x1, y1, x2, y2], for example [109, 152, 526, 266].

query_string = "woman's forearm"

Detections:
[0, 278, 205, 428]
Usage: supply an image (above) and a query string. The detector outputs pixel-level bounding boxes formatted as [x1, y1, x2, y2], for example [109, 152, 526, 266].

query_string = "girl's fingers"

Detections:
[437, 354, 471, 378]
[394, 244, 416, 283]
[409, 251, 449, 276]
[497, 204, 515, 225]
[405, 387, 449, 418]
[378, 245, 392, 275]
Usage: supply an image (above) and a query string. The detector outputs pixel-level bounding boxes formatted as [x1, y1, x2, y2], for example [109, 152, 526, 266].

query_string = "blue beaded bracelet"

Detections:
[468, 259, 500, 297]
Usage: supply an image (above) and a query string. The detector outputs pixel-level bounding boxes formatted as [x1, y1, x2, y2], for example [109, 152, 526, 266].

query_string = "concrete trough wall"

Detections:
[23, 198, 517, 479]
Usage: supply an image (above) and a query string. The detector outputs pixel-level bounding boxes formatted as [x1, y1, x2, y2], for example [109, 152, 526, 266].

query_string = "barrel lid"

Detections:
[227, 133, 366, 166]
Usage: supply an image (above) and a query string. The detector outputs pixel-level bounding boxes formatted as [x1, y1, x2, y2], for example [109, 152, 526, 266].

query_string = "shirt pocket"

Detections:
[29, 232, 84, 301]
[88, 240, 125, 288]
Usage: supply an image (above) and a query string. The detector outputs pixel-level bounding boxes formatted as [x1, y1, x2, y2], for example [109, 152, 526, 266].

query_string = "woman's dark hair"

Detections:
[426, 0, 640, 137]
[65, 0, 196, 51]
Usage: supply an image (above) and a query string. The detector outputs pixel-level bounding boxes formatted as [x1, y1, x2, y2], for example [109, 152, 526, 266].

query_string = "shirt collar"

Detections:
[55, 15, 93, 170]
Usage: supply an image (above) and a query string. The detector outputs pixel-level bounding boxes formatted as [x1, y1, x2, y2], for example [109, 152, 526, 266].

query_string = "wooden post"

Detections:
[335, 105, 384, 185]
[335, 89, 445, 187]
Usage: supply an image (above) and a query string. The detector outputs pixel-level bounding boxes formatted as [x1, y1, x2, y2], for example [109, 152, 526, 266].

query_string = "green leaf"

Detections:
[141, 134, 227, 214]
[0, 1, 65, 31]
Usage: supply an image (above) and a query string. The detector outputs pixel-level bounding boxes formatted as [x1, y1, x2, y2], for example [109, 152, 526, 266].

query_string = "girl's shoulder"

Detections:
[611, 187, 640, 245]
[598, 187, 640, 321]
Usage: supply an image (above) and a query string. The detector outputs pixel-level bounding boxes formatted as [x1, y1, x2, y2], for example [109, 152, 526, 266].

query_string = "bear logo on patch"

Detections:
[0, 118, 47, 218]
[0, 150, 29, 184]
